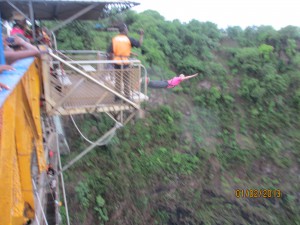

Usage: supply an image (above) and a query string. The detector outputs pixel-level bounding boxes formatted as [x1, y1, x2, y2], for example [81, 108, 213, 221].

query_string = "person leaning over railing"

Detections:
[3, 35, 40, 65]
[0, 35, 41, 90]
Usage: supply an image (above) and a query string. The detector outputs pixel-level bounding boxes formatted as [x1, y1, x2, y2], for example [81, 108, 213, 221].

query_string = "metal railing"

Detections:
[42, 50, 148, 116]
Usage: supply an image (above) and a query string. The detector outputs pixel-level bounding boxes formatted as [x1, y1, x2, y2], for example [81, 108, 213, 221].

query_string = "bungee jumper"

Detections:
[145, 73, 198, 89]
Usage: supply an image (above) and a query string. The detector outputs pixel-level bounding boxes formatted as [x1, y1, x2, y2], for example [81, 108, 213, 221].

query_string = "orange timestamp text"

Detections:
[235, 189, 282, 198]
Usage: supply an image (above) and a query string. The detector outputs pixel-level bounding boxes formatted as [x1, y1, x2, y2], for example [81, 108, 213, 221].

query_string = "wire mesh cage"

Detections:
[43, 50, 148, 116]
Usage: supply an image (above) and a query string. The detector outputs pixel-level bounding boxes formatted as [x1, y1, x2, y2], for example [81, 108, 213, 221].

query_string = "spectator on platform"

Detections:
[10, 12, 27, 37]
[107, 23, 144, 101]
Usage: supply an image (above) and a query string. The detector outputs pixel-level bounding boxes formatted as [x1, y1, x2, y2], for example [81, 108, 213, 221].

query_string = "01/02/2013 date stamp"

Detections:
[235, 189, 282, 198]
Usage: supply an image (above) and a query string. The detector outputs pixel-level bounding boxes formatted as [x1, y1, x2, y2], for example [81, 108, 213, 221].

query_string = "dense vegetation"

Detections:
[58, 10, 300, 225]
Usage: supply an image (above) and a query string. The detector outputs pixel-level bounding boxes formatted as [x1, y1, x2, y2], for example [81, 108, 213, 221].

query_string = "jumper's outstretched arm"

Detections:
[181, 73, 198, 81]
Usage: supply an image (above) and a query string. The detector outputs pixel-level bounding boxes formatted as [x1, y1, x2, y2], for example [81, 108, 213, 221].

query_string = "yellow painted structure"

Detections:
[0, 50, 147, 225]
[0, 59, 46, 225]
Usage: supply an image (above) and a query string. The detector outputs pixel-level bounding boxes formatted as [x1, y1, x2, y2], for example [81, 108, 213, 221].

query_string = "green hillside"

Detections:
[58, 10, 300, 225]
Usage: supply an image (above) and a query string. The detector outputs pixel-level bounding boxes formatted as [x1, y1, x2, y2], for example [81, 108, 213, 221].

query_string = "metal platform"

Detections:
[42, 50, 148, 120]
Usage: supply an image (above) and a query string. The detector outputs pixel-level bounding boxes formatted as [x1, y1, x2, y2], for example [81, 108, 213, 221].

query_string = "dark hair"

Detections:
[118, 23, 127, 32]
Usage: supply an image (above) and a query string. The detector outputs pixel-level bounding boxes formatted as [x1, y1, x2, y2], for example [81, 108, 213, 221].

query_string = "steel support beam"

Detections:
[50, 3, 100, 33]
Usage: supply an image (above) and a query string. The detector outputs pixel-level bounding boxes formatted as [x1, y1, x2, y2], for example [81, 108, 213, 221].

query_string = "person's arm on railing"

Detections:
[4, 36, 40, 65]
[0, 65, 14, 73]
[0, 65, 15, 90]
[0, 81, 10, 91]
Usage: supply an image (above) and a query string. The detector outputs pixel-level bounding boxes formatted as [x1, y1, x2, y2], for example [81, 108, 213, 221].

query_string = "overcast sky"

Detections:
[133, 0, 299, 30]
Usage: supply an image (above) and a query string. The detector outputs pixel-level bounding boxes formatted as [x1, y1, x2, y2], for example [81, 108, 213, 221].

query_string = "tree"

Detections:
[243, 26, 259, 46]
[142, 38, 167, 67]
[285, 39, 297, 58]
[256, 26, 279, 48]
[278, 26, 300, 41]
[293, 89, 300, 109]
[56, 21, 95, 50]
[226, 26, 244, 41]
[232, 47, 261, 75]
[239, 77, 266, 103]
[258, 44, 274, 62]
[263, 74, 289, 96]
[177, 55, 205, 74]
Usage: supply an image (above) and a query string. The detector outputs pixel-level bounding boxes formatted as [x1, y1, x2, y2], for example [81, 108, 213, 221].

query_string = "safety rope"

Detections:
[32, 179, 49, 225]
[47, 181, 56, 201]
[55, 121, 122, 176]
[45, 112, 122, 225]
[70, 113, 122, 146]
[35, 213, 41, 225]
[56, 132, 71, 225]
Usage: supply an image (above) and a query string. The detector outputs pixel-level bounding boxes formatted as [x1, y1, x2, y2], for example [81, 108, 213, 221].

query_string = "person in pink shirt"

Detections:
[146, 73, 198, 89]
[10, 25, 25, 36]
[10, 12, 27, 36]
